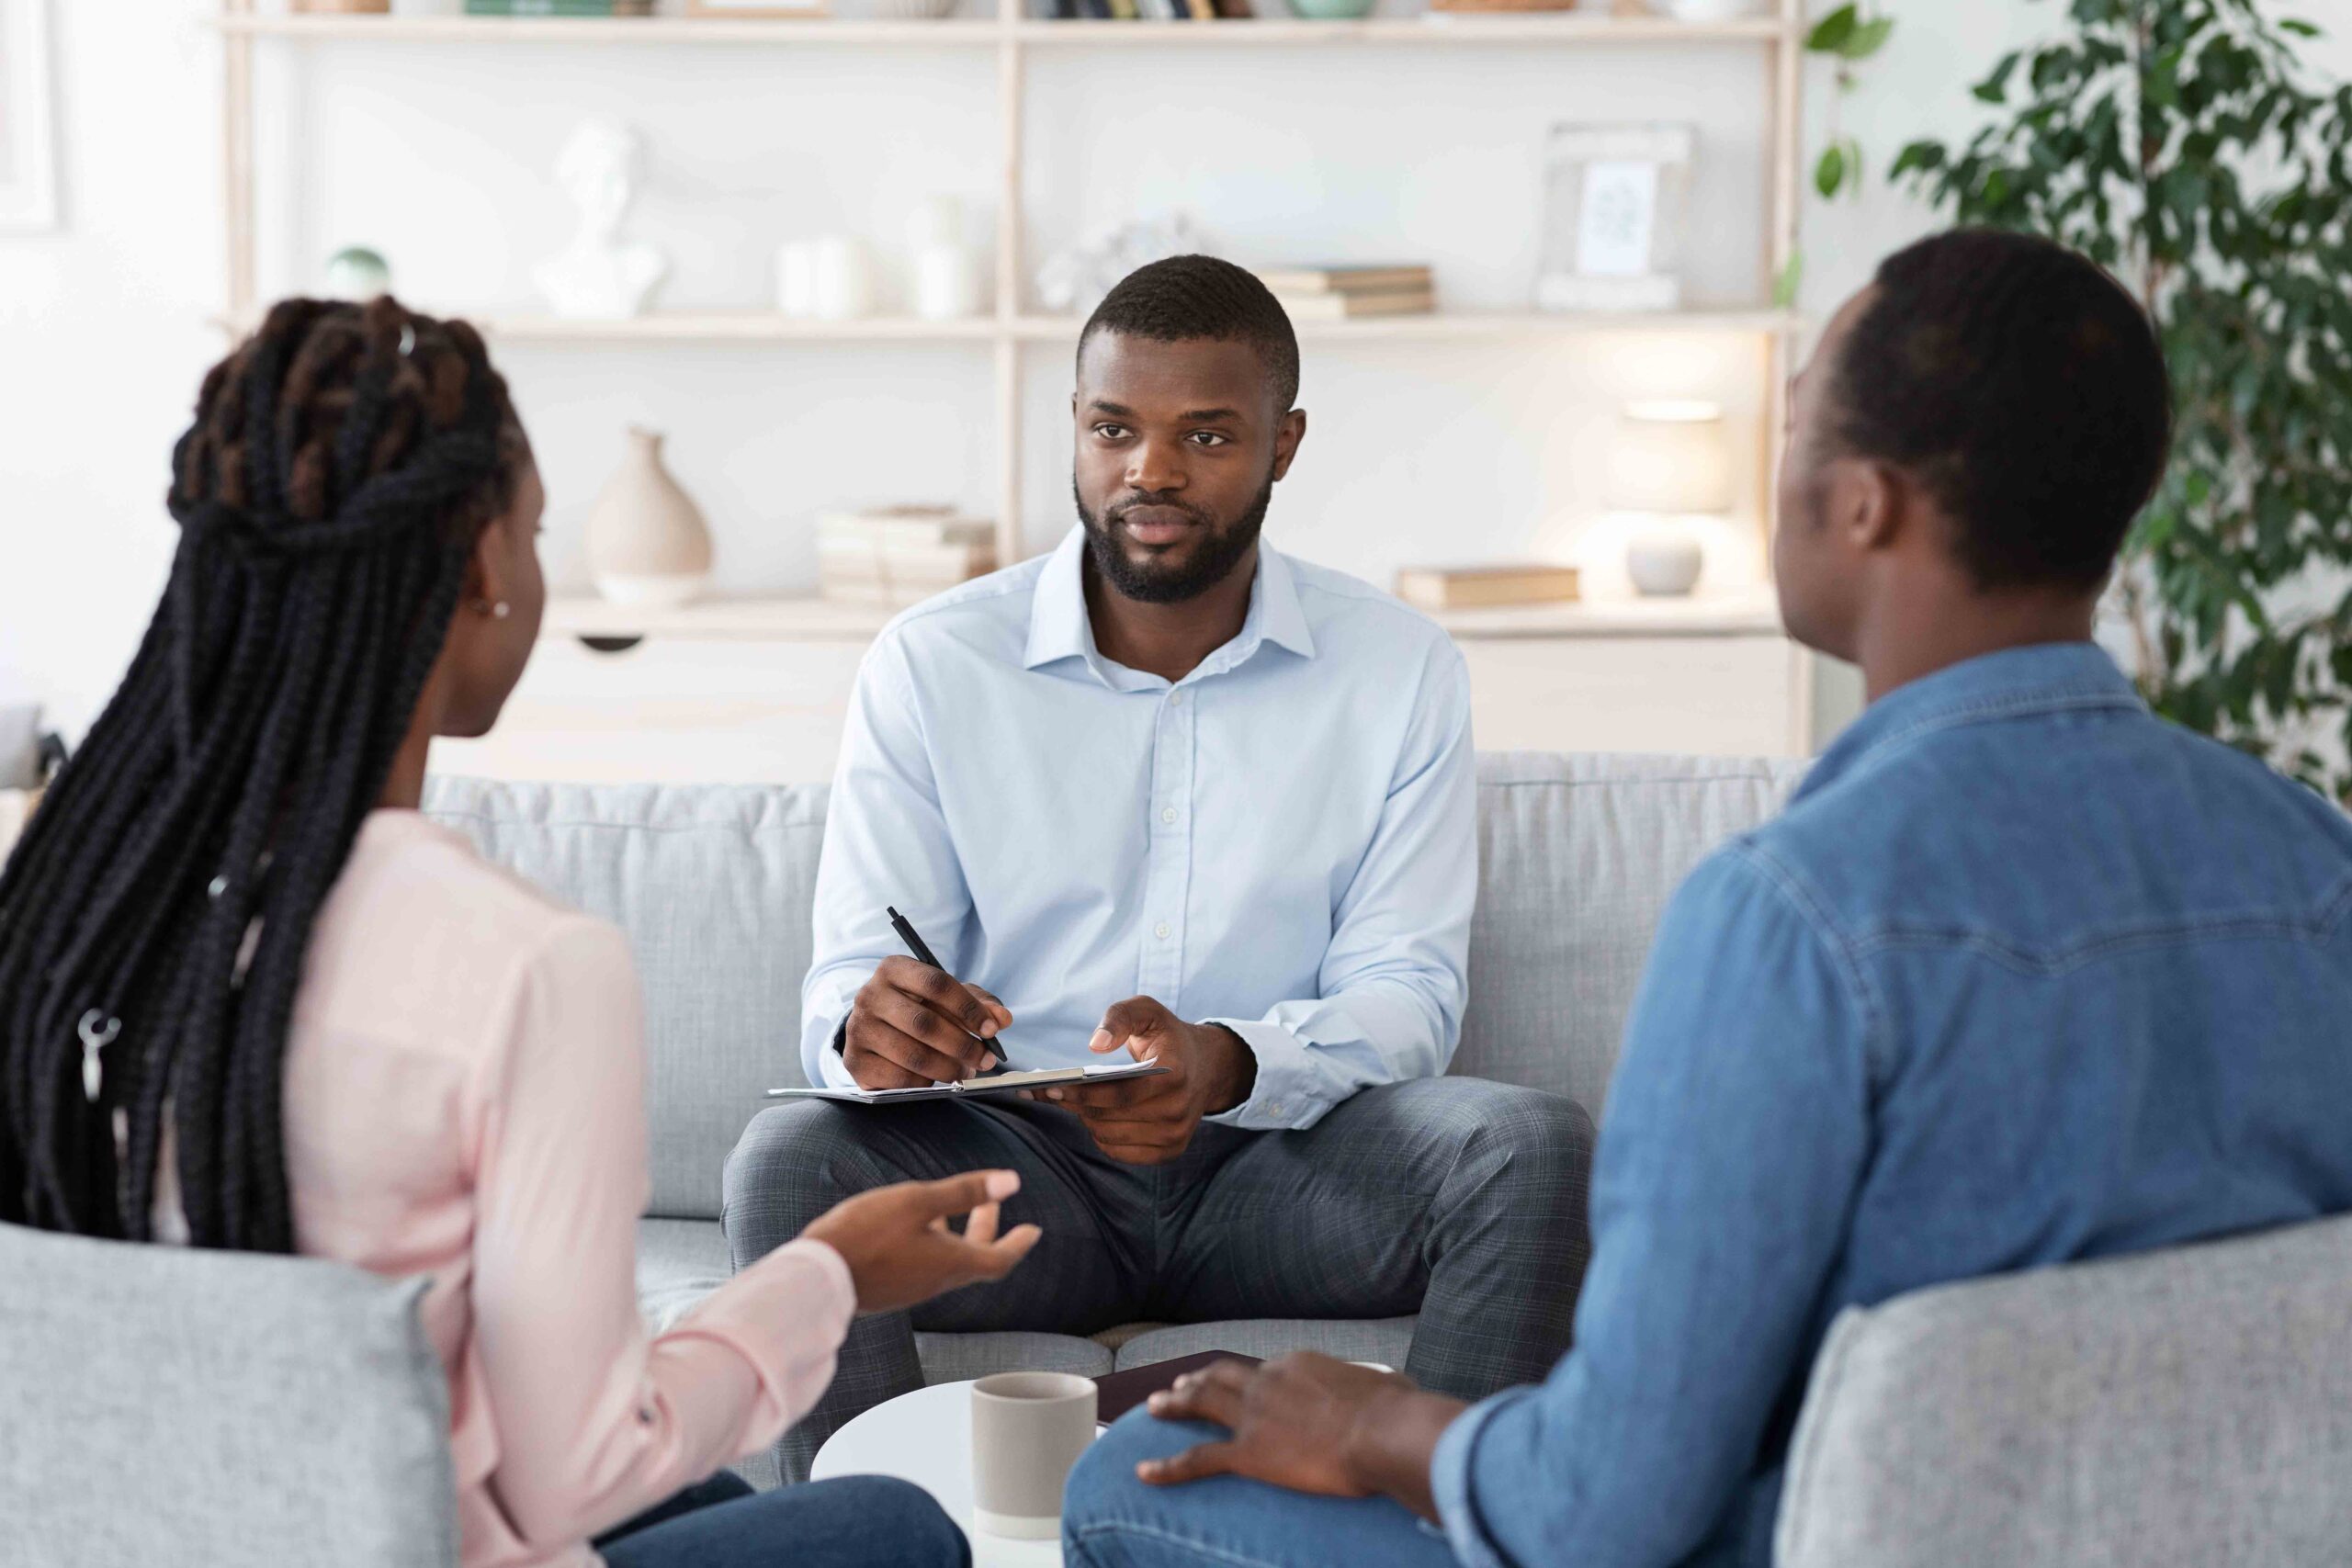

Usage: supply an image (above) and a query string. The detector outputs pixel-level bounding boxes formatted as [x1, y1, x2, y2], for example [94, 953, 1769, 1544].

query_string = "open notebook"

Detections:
[764, 1059, 1167, 1105]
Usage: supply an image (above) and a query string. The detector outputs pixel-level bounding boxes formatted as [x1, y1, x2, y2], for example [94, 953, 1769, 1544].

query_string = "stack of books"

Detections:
[1394, 563, 1582, 612]
[1256, 265, 1437, 321]
[1046, 0, 1255, 18]
[819, 506, 999, 609]
[464, 1, 654, 15]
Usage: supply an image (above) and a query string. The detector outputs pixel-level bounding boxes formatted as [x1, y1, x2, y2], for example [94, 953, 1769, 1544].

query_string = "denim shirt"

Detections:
[1431, 643, 2352, 1568]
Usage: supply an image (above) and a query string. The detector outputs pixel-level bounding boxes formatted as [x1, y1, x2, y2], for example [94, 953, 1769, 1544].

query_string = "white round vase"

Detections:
[587, 428, 713, 609]
[1626, 525, 1705, 598]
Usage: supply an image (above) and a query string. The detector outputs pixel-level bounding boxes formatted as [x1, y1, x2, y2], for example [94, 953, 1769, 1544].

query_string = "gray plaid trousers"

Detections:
[722, 1075, 1594, 1483]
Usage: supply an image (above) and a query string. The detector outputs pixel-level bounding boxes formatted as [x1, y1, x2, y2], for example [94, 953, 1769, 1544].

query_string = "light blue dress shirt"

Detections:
[800, 526, 1477, 1130]
[1429, 644, 2352, 1568]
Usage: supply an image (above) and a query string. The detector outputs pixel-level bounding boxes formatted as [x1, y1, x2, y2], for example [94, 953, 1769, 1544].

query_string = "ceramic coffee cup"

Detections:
[970, 1371, 1100, 1539]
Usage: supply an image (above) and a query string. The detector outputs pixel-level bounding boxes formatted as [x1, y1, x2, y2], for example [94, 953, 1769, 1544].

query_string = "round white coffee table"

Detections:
[812, 1379, 1082, 1568]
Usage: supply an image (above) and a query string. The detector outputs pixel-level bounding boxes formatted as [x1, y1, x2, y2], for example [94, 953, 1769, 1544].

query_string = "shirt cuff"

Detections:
[1200, 1017, 1324, 1131]
[664, 1237, 858, 1450]
[812, 1016, 860, 1090]
[1431, 1388, 1537, 1568]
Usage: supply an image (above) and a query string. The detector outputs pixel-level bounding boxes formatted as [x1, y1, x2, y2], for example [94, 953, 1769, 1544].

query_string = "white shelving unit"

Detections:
[541, 585, 1783, 645]
[209, 0, 1815, 755]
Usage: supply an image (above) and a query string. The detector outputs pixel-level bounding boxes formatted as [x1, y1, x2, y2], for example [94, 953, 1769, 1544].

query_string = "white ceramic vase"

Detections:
[1626, 522, 1706, 597]
[586, 429, 713, 609]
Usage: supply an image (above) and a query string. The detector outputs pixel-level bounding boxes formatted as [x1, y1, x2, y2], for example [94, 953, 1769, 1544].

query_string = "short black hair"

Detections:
[1080, 255, 1302, 412]
[1828, 228, 2172, 592]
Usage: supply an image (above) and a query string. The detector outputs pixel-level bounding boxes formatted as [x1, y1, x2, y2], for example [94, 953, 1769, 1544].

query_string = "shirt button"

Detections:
[1160, 807, 1178, 826]
[1266, 1102, 1284, 1117]
[1154, 921, 1171, 941]
[1169, 691, 1184, 705]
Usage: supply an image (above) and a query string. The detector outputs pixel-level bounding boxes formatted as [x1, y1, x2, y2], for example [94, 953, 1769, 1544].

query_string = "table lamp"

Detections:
[1608, 400, 1733, 596]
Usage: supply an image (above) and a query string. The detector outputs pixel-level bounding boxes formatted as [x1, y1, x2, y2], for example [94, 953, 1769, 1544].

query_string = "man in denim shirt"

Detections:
[1060, 229, 2352, 1567]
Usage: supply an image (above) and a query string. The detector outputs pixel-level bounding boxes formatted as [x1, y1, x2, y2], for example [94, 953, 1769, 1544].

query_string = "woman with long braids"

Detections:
[0, 298, 1036, 1568]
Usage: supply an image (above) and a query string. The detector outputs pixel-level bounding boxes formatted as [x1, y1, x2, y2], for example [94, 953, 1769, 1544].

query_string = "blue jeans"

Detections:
[1062, 1412, 1456, 1568]
[596, 1471, 968, 1568]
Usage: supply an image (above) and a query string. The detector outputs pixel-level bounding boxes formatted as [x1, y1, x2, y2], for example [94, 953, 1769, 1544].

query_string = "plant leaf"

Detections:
[1774, 252, 1805, 309]
[1841, 16, 1895, 60]
[1815, 143, 1848, 198]
[1974, 51, 2021, 104]
[1805, 4, 1859, 54]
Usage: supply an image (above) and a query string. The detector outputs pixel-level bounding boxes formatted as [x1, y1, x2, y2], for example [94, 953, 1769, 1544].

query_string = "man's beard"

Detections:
[1074, 472, 1275, 605]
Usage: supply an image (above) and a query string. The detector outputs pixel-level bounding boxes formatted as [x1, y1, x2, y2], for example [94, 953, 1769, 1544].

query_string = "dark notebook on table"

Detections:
[1094, 1351, 1265, 1426]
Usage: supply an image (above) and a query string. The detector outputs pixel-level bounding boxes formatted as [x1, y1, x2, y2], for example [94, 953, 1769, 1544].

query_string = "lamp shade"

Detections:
[1608, 400, 1734, 514]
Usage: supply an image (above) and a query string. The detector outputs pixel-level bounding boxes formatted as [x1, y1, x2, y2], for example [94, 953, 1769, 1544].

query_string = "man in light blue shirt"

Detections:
[1058, 232, 2352, 1565]
[725, 256, 1594, 1481]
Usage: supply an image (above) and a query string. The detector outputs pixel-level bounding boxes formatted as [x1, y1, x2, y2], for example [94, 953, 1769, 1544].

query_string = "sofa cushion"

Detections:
[1111, 1317, 1419, 1374]
[425, 778, 827, 1220]
[1776, 1213, 2352, 1568]
[1457, 752, 1805, 1116]
[0, 1222, 454, 1568]
[638, 1217, 736, 1333]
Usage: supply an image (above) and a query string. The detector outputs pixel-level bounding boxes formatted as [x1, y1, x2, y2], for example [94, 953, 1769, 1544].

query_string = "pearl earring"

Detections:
[477, 599, 512, 620]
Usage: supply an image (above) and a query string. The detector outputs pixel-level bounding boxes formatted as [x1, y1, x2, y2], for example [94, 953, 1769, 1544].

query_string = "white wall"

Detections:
[6, 1, 2347, 747]
[0, 2, 220, 738]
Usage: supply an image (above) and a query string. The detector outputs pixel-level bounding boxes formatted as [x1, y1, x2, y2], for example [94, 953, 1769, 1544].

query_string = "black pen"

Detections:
[886, 906, 1013, 1075]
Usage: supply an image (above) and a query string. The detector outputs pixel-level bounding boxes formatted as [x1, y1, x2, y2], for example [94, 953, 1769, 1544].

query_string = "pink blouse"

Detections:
[280, 810, 853, 1568]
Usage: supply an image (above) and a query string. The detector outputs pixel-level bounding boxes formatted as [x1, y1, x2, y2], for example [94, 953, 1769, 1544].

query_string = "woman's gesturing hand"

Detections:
[798, 1169, 1043, 1315]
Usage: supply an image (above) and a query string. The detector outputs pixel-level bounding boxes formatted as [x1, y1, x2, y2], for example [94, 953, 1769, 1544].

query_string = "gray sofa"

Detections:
[417, 750, 1808, 1459]
[8, 750, 2349, 1566]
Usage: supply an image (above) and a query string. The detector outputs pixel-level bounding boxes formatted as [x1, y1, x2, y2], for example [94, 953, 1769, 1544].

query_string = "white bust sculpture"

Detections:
[535, 118, 669, 321]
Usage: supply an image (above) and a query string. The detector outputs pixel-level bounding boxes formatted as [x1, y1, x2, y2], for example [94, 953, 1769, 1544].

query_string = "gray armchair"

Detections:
[0, 1223, 455, 1568]
[1778, 1213, 2352, 1568]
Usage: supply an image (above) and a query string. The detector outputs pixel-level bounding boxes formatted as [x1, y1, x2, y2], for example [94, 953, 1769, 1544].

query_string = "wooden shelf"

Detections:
[541, 590, 1781, 646]
[488, 312, 1001, 343]
[219, 307, 1794, 345]
[544, 596, 895, 644]
[213, 16, 1007, 45]
[1428, 590, 1781, 639]
[1014, 309, 1798, 340]
[1017, 16, 1786, 45]
[214, 13, 1789, 47]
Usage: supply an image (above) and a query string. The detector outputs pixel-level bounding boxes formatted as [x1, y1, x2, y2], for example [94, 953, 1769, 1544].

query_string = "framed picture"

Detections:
[0, 0, 57, 232]
[1534, 123, 1696, 313]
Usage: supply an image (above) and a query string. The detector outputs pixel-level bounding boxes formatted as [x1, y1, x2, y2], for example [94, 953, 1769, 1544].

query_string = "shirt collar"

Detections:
[1800, 642, 2145, 802]
[1023, 526, 1318, 678]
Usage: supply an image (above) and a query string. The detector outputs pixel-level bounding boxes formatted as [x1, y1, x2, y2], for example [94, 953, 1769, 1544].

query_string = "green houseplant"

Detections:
[1892, 0, 2352, 800]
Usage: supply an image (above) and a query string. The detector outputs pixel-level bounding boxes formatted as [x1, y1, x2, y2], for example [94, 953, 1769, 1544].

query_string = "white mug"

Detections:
[970, 1371, 1099, 1539]
[810, 235, 876, 321]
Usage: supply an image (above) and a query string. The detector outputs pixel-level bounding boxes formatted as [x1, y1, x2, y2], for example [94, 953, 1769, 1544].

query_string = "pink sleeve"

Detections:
[469, 918, 856, 1549]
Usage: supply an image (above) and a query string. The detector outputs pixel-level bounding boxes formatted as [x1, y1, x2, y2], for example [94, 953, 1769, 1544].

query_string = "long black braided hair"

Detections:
[0, 297, 526, 1250]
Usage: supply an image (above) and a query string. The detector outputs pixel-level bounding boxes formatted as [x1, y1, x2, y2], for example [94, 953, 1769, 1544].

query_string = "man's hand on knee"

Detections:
[1139, 1353, 1463, 1523]
[1040, 997, 1256, 1165]
[843, 956, 1012, 1089]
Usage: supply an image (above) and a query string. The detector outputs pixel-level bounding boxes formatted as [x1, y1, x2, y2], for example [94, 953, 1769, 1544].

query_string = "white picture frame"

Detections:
[1534, 123, 1696, 314]
[0, 0, 59, 233]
